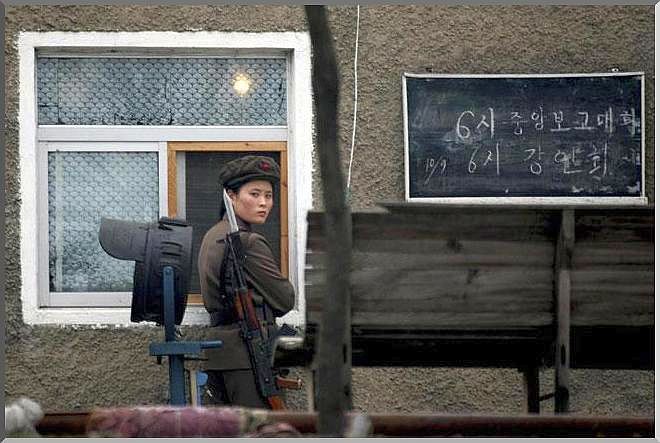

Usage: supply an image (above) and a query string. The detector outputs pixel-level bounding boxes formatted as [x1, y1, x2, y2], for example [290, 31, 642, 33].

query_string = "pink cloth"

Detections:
[87, 406, 243, 437]
[248, 422, 302, 437]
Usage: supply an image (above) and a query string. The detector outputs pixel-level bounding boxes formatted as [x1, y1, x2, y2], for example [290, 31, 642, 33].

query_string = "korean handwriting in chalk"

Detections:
[454, 106, 639, 140]
[574, 111, 594, 131]
[468, 142, 501, 175]
[553, 145, 584, 175]
[455, 108, 495, 141]
[619, 108, 641, 136]
[523, 144, 543, 175]
[550, 110, 571, 132]
[552, 142, 611, 180]
[530, 106, 544, 131]
[597, 107, 614, 134]
[510, 112, 526, 136]
[436, 103, 639, 187]
[586, 142, 608, 179]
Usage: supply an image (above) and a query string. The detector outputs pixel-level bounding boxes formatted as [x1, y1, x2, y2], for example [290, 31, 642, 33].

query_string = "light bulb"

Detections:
[233, 73, 251, 96]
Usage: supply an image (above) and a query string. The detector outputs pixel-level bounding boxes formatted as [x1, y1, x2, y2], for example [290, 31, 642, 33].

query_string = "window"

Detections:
[42, 142, 164, 307]
[19, 32, 313, 325]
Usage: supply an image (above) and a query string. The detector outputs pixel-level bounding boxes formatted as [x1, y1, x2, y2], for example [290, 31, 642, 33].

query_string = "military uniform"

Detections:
[198, 156, 295, 408]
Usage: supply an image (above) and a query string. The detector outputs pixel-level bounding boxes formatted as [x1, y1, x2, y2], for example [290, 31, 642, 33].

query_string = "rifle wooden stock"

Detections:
[276, 376, 303, 390]
[240, 288, 268, 337]
[267, 395, 286, 410]
[233, 296, 245, 320]
[241, 289, 261, 329]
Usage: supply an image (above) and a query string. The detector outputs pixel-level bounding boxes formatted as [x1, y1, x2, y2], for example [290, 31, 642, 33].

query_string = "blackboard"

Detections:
[403, 73, 645, 201]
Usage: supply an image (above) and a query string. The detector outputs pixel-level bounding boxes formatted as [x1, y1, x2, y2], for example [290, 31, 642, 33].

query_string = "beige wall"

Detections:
[5, 5, 654, 414]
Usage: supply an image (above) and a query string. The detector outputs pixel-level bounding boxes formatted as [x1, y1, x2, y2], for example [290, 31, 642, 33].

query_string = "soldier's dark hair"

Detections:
[218, 181, 246, 220]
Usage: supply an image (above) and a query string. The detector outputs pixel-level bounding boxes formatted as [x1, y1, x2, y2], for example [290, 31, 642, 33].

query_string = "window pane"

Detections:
[184, 151, 281, 293]
[48, 152, 159, 293]
[37, 57, 287, 126]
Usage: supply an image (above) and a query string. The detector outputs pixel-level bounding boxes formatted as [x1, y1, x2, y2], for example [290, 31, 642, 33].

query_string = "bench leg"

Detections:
[521, 365, 540, 413]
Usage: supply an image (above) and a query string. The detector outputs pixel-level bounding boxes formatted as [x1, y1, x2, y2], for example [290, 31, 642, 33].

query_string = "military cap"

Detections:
[219, 155, 280, 189]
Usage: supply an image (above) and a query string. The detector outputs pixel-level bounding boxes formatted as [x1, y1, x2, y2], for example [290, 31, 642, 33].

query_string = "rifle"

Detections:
[221, 189, 300, 410]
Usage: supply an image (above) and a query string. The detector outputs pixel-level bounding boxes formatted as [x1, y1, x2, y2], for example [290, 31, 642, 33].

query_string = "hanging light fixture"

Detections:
[232, 72, 251, 96]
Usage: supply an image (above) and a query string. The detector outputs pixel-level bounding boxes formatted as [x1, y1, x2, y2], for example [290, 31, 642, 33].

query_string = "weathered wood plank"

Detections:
[571, 291, 653, 326]
[574, 212, 653, 242]
[353, 240, 554, 261]
[571, 301, 653, 316]
[307, 210, 560, 244]
[353, 218, 556, 242]
[571, 292, 655, 316]
[305, 293, 552, 313]
[305, 286, 553, 309]
[573, 242, 653, 265]
[572, 268, 654, 291]
[307, 311, 553, 328]
[307, 242, 555, 268]
[350, 298, 552, 314]
[360, 239, 551, 253]
[307, 268, 552, 291]
[571, 315, 653, 327]
[572, 286, 653, 298]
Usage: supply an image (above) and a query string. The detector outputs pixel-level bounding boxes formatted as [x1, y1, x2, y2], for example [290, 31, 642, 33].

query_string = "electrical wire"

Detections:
[346, 5, 360, 194]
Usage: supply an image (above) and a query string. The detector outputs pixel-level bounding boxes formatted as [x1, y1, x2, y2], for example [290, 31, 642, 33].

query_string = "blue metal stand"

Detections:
[148, 266, 222, 405]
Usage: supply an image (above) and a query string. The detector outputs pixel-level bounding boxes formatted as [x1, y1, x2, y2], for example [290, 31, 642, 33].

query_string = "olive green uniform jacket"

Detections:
[198, 216, 295, 370]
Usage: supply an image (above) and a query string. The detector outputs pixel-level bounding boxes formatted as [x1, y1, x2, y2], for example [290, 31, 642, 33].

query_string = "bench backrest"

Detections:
[302, 205, 653, 368]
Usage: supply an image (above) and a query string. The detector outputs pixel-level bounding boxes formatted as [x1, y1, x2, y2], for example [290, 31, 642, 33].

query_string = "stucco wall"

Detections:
[5, 5, 654, 414]
[333, 6, 655, 208]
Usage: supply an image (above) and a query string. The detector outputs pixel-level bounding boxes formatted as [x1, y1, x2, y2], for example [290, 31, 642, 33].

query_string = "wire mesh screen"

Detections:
[37, 57, 287, 126]
[48, 151, 159, 293]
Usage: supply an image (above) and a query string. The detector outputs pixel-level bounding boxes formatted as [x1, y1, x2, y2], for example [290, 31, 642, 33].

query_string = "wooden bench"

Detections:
[278, 204, 653, 412]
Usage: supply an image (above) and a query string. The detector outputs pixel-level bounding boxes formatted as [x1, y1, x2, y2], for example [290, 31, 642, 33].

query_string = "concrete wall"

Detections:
[5, 5, 654, 414]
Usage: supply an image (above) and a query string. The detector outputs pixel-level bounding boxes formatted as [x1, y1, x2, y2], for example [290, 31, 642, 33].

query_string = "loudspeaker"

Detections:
[99, 217, 192, 325]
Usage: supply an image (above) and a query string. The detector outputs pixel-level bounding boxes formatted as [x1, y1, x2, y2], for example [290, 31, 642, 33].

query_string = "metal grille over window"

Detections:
[37, 57, 287, 126]
[48, 151, 159, 293]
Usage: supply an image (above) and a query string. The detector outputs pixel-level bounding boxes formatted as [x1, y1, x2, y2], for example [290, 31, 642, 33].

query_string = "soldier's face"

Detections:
[229, 180, 274, 225]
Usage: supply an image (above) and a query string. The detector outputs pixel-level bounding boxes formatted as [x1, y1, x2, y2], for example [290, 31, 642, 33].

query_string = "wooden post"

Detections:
[306, 367, 317, 412]
[554, 209, 574, 413]
[305, 5, 353, 436]
[521, 365, 540, 413]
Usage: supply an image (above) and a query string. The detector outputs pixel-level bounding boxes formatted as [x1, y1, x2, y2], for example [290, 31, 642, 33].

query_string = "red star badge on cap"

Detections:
[259, 161, 271, 172]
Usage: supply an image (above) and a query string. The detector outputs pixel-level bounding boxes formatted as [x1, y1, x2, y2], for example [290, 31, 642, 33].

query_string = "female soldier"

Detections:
[198, 155, 295, 408]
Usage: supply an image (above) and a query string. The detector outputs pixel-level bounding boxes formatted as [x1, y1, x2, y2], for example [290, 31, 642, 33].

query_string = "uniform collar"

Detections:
[222, 214, 252, 232]
[237, 215, 251, 232]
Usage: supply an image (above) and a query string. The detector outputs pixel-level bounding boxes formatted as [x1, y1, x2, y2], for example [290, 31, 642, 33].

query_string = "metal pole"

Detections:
[40, 411, 654, 438]
[163, 266, 185, 405]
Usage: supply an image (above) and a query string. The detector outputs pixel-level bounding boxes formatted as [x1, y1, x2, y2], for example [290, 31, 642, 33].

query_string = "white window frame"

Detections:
[19, 31, 313, 327]
[39, 141, 167, 307]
